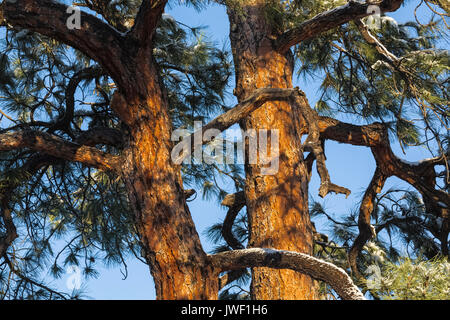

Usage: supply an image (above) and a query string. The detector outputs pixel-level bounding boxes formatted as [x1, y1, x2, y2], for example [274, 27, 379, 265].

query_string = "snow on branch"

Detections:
[275, 0, 404, 53]
[0, 130, 121, 171]
[209, 248, 365, 300]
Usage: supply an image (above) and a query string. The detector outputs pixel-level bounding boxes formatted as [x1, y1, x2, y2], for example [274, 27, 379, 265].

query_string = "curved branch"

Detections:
[275, 0, 404, 53]
[348, 166, 387, 278]
[0, 130, 120, 171]
[221, 191, 246, 250]
[317, 116, 387, 147]
[317, 116, 449, 263]
[317, 117, 449, 210]
[49, 66, 104, 134]
[293, 94, 351, 198]
[209, 248, 365, 300]
[173, 88, 299, 164]
[130, 0, 168, 46]
[0, 0, 129, 88]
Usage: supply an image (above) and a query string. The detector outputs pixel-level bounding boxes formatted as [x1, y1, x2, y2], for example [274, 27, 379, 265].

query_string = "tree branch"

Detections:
[354, 19, 399, 63]
[209, 248, 365, 300]
[316, 116, 449, 265]
[317, 116, 387, 147]
[0, 0, 129, 88]
[348, 166, 386, 278]
[49, 66, 104, 134]
[293, 94, 351, 198]
[0, 130, 120, 171]
[321, 118, 450, 270]
[75, 127, 124, 148]
[221, 191, 246, 250]
[173, 88, 299, 164]
[129, 0, 168, 46]
[275, 0, 404, 53]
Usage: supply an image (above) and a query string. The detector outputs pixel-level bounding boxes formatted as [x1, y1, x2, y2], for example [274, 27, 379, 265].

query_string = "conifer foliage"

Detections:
[0, 0, 448, 300]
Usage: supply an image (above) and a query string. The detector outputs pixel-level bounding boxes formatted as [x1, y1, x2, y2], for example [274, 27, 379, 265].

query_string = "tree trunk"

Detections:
[227, 2, 317, 299]
[114, 58, 218, 300]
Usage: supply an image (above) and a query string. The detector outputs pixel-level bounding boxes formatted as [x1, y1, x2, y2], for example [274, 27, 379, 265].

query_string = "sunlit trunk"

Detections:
[115, 58, 219, 300]
[227, 2, 317, 299]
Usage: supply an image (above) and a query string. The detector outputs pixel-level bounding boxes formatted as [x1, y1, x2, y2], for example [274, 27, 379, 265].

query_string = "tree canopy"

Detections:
[0, 0, 448, 300]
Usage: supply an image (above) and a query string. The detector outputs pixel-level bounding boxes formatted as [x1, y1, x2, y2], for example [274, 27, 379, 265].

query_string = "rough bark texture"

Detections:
[210, 248, 365, 300]
[227, 2, 316, 300]
[175, 87, 298, 164]
[315, 116, 449, 269]
[2, 0, 417, 300]
[275, 0, 404, 53]
[0, 130, 121, 170]
[1, 0, 219, 300]
[110, 56, 219, 300]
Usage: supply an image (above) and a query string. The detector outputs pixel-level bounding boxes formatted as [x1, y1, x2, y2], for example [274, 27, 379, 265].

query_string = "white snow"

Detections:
[438, 202, 448, 208]
[400, 157, 440, 166]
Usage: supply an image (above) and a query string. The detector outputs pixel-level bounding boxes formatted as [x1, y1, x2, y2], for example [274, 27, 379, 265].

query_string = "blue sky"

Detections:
[44, 1, 442, 299]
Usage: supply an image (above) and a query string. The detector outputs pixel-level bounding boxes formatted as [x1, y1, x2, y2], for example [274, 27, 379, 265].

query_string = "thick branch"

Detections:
[316, 116, 449, 263]
[317, 116, 387, 147]
[173, 88, 299, 164]
[348, 167, 387, 278]
[75, 127, 124, 148]
[0, 130, 120, 170]
[49, 66, 104, 134]
[0, 0, 129, 88]
[130, 0, 168, 45]
[317, 117, 448, 208]
[204, 88, 299, 134]
[221, 192, 246, 250]
[293, 94, 351, 198]
[209, 248, 365, 300]
[310, 114, 449, 216]
[276, 0, 404, 53]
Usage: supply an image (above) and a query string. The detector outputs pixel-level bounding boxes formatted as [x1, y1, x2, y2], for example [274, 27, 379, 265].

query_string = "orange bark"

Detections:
[115, 59, 219, 300]
[227, 3, 317, 299]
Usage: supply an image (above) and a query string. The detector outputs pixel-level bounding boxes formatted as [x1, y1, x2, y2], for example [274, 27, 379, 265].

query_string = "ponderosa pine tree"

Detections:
[0, 0, 448, 300]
